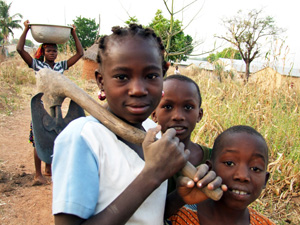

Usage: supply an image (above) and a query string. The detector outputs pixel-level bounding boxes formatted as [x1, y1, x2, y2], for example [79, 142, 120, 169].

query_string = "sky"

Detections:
[9, 0, 300, 68]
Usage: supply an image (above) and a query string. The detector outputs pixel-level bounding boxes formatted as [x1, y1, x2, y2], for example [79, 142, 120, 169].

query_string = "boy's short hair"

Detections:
[211, 125, 269, 163]
[164, 74, 202, 106]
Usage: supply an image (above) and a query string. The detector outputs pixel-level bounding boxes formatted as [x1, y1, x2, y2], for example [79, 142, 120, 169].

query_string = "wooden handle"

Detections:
[36, 69, 223, 201]
[181, 161, 223, 201]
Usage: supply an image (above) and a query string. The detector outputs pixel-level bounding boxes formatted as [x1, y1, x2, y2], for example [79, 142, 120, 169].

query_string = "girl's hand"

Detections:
[24, 20, 30, 29]
[71, 24, 76, 34]
[176, 164, 227, 204]
[142, 126, 190, 184]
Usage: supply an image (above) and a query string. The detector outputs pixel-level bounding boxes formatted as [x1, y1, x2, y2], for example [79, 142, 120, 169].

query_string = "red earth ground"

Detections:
[0, 102, 54, 225]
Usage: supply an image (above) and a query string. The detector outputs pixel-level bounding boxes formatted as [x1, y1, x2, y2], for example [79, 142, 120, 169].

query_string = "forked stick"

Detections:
[36, 68, 223, 201]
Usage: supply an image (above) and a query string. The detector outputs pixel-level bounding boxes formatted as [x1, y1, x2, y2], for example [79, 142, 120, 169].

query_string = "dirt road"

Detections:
[0, 102, 54, 225]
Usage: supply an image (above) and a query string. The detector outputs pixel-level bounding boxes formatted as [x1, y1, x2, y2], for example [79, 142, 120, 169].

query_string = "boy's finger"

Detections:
[194, 164, 209, 182]
[196, 170, 217, 188]
[177, 176, 195, 188]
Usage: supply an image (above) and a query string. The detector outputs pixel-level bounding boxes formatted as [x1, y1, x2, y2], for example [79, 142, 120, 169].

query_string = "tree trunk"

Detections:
[245, 61, 250, 83]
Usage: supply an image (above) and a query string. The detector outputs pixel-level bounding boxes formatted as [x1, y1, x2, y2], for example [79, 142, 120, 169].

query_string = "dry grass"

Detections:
[1, 55, 299, 224]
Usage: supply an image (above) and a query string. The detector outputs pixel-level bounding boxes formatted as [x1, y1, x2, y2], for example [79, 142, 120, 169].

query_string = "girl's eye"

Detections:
[251, 167, 262, 172]
[224, 161, 234, 167]
[146, 73, 159, 79]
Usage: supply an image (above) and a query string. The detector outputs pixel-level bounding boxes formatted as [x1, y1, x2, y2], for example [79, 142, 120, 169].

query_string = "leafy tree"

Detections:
[207, 47, 241, 62]
[216, 9, 285, 82]
[0, 0, 23, 45]
[149, 9, 193, 62]
[68, 16, 99, 51]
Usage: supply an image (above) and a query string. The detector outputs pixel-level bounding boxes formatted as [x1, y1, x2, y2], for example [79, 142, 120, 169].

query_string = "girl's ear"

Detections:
[95, 70, 104, 89]
[151, 110, 158, 123]
[197, 108, 203, 123]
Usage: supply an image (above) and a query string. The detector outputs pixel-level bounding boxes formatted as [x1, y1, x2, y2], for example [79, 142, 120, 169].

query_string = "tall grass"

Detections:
[1, 55, 299, 224]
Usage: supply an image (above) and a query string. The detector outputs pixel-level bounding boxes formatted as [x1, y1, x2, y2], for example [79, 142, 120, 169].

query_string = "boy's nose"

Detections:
[128, 79, 148, 96]
[233, 164, 250, 182]
[172, 108, 185, 121]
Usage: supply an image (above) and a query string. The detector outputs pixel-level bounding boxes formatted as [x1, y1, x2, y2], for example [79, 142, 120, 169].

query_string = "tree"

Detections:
[216, 9, 285, 82]
[68, 16, 99, 51]
[0, 0, 23, 45]
[207, 47, 242, 62]
[149, 9, 193, 62]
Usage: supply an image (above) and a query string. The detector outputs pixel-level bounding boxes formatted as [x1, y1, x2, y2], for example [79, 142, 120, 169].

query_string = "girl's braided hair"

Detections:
[97, 23, 169, 76]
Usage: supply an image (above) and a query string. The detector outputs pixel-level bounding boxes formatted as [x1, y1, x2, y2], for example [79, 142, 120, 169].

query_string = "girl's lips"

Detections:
[126, 105, 149, 114]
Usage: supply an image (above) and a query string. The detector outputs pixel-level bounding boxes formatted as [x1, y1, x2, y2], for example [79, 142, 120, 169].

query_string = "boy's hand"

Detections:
[24, 20, 30, 29]
[142, 126, 190, 184]
[176, 164, 227, 204]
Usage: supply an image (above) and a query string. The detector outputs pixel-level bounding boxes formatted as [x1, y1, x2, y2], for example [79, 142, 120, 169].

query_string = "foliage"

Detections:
[207, 47, 242, 62]
[149, 10, 193, 62]
[216, 9, 285, 82]
[125, 16, 139, 26]
[68, 16, 99, 51]
[0, 0, 23, 44]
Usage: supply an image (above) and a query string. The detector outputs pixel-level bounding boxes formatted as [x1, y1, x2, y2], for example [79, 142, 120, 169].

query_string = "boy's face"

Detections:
[152, 79, 202, 142]
[211, 132, 269, 210]
[96, 37, 163, 126]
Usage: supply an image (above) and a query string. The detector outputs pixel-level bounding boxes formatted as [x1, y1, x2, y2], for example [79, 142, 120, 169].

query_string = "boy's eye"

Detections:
[184, 105, 194, 110]
[163, 105, 172, 110]
[251, 167, 262, 172]
[115, 74, 128, 80]
[224, 161, 234, 167]
[146, 73, 159, 79]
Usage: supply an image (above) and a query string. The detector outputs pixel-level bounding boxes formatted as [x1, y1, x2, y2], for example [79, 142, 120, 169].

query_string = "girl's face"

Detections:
[43, 45, 58, 62]
[97, 36, 163, 126]
[152, 79, 202, 143]
[211, 132, 269, 210]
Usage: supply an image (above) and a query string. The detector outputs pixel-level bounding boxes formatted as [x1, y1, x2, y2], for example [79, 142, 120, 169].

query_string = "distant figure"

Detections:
[16, 20, 84, 185]
[174, 65, 180, 74]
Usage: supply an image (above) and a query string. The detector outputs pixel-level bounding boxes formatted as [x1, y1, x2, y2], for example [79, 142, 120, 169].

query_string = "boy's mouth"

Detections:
[230, 189, 249, 195]
[170, 126, 187, 135]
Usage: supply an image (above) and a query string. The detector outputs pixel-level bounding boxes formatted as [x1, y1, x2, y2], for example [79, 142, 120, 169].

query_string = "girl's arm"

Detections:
[66, 25, 84, 68]
[16, 20, 33, 67]
[54, 127, 189, 225]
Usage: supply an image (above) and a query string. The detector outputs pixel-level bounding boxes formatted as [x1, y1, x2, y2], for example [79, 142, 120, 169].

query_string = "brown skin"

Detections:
[152, 79, 204, 166]
[196, 132, 270, 225]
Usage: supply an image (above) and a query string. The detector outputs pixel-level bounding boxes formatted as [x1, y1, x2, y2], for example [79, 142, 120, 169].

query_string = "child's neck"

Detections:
[45, 60, 55, 68]
[197, 199, 250, 225]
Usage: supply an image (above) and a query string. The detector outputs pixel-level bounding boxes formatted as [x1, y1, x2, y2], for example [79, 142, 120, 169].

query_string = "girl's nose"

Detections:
[128, 79, 148, 96]
[233, 164, 250, 182]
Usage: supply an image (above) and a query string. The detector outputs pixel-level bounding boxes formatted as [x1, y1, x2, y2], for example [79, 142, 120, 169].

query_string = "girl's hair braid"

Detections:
[97, 23, 169, 76]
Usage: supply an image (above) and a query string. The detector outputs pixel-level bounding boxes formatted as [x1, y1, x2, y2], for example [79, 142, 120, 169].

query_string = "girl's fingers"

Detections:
[177, 176, 194, 188]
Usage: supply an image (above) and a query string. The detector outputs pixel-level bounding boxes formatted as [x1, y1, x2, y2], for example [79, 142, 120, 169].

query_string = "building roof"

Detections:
[177, 58, 300, 78]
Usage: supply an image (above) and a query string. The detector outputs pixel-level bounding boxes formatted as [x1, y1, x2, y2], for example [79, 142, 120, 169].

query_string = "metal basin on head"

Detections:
[30, 24, 72, 44]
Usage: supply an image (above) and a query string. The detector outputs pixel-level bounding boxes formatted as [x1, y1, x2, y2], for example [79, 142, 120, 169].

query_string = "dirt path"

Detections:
[0, 102, 54, 225]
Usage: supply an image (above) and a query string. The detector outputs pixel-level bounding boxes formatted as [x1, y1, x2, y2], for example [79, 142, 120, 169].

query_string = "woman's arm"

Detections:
[16, 20, 33, 67]
[66, 25, 84, 68]
[54, 126, 189, 225]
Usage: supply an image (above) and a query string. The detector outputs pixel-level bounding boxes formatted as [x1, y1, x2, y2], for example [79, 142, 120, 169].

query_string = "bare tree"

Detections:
[216, 8, 285, 82]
